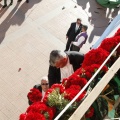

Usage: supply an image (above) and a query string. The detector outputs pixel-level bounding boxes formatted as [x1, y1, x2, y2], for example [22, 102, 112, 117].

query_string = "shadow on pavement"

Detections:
[0, 0, 42, 44]
[76, 0, 119, 43]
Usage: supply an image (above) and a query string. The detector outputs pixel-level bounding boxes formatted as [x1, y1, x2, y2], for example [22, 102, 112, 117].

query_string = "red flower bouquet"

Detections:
[43, 85, 69, 111]
[27, 88, 42, 103]
[62, 74, 87, 89]
[82, 48, 109, 67]
[51, 84, 65, 94]
[19, 102, 55, 120]
[64, 85, 86, 102]
[20, 28, 120, 120]
[19, 112, 46, 120]
[99, 36, 120, 53]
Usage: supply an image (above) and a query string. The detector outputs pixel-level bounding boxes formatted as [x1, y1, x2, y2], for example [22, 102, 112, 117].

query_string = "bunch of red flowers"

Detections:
[82, 48, 109, 67]
[20, 28, 120, 120]
[74, 64, 108, 81]
[62, 74, 87, 89]
[43, 84, 65, 104]
[27, 88, 42, 103]
[19, 102, 55, 120]
[99, 36, 120, 53]
[99, 28, 120, 56]
[64, 85, 86, 102]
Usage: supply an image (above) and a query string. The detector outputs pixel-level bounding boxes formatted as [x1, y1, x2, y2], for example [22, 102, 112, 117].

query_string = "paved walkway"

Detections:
[0, 0, 119, 119]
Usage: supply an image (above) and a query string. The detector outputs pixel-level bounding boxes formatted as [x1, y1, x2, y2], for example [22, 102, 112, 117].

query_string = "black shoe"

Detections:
[26, 0, 29, 3]
[2, 5, 7, 8]
[9, 2, 13, 5]
[18, 0, 22, 2]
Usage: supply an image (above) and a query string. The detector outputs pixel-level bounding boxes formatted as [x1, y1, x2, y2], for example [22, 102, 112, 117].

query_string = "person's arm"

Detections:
[72, 36, 85, 46]
[48, 65, 57, 87]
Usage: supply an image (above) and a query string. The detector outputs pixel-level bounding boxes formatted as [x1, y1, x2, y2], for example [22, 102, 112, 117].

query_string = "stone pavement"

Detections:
[0, 0, 119, 119]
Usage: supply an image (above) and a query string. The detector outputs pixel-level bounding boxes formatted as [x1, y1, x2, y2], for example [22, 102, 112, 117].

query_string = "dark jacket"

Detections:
[48, 51, 84, 87]
[28, 84, 42, 105]
[66, 22, 82, 41]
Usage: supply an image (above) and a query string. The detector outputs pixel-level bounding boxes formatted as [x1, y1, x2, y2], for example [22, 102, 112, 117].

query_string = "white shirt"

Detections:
[72, 32, 85, 46]
[60, 58, 74, 82]
[75, 23, 79, 32]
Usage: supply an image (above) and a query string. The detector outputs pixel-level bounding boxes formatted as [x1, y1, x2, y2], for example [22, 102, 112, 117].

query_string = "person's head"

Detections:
[76, 18, 82, 25]
[49, 50, 68, 68]
[81, 25, 88, 32]
[40, 76, 49, 92]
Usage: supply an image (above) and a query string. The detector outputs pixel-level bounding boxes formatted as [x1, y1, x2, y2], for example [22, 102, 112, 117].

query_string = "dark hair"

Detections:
[49, 50, 66, 66]
[82, 25, 88, 31]
[77, 18, 82, 21]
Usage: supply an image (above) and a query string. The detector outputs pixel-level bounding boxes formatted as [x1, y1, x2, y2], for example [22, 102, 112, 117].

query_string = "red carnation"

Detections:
[51, 84, 65, 94]
[26, 102, 48, 113]
[25, 112, 45, 120]
[99, 36, 120, 52]
[85, 107, 94, 118]
[47, 107, 56, 120]
[70, 74, 87, 88]
[64, 86, 86, 102]
[19, 112, 46, 120]
[74, 68, 84, 75]
[114, 28, 120, 37]
[27, 88, 42, 103]
[69, 85, 81, 90]
[85, 72, 92, 79]
[19, 113, 26, 120]
[62, 78, 71, 89]
[82, 48, 109, 67]
[77, 91, 86, 102]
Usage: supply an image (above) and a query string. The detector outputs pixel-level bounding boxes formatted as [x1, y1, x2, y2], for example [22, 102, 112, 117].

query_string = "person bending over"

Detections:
[48, 50, 84, 87]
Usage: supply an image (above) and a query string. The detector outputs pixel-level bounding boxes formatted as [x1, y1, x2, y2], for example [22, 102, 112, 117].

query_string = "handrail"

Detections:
[54, 42, 120, 120]
[69, 57, 120, 120]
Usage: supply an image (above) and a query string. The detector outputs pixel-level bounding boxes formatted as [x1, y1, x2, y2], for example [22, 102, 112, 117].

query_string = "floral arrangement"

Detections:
[19, 102, 55, 120]
[19, 28, 120, 120]
[27, 88, 42, 103]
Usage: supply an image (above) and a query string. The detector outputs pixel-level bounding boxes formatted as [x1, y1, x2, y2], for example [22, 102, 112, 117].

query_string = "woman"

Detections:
[28, 76, 49, 105]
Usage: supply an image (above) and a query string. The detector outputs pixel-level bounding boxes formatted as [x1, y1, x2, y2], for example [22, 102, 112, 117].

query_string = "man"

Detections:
[65, 18, 82, 51]
[48, 50, 84, 87]
[18, 0, 29, 3]
[27, 76, 49, 105]
[70, 25, 88, 52]
[2, 0, 13, 8]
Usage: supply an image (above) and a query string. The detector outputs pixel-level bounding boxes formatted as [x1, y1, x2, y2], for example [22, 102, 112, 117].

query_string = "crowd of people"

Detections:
[27, 18, 88, 105]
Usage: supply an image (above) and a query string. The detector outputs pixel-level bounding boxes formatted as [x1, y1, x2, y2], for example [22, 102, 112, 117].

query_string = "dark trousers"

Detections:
[65, 39, 73, 51]
[70, 44, 80, 52]
[4, 0, 13, 5]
